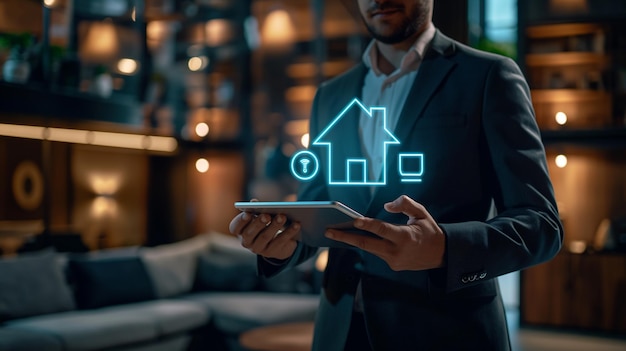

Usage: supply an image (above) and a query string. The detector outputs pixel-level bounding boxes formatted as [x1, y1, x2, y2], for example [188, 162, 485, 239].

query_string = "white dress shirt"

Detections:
[359, 23, 436, 186]
[354, 23, 436, 312]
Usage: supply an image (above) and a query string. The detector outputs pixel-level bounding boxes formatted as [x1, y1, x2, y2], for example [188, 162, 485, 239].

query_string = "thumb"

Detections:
[384, 195, 428, 223]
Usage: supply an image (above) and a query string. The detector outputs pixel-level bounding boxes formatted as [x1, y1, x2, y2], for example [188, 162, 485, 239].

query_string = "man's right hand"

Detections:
[228, 211, 300, 260]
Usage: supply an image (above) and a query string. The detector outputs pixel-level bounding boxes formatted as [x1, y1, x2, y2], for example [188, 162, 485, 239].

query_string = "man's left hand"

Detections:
[325, 195, 446, 271]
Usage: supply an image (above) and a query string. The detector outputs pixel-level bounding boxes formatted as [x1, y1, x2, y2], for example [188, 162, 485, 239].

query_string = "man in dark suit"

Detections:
[230, 0, 563, 350]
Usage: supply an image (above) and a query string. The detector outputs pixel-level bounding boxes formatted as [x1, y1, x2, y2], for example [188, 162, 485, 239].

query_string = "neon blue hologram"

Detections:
[346, 159, 368, 183]
[290, 150, 320, 181]
[312, 98, 400, 186]
[398, 153, 424, 182]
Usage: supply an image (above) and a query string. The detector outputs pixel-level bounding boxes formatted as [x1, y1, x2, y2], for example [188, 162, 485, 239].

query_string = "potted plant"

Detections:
[0, 32, 34, 83]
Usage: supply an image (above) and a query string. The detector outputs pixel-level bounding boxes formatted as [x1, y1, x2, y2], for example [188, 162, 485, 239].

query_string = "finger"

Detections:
[249, 214, 288, 252]
[353, 217, 403, 241]
[325, 228, 389, 255]
[240, 213, 272, 247]
[229, 197, 259, 235]
[229, 211, 252, 236]
[383, 195, 429, 221]
[273, 221, 300, 244]
[268, 221, 300, 254]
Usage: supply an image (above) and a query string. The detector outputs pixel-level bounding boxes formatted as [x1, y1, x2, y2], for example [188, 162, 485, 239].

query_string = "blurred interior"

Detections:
[1, 0, 626, 349]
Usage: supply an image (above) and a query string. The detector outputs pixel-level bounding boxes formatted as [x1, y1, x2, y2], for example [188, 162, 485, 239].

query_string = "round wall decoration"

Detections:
[12, 160, 44, 211]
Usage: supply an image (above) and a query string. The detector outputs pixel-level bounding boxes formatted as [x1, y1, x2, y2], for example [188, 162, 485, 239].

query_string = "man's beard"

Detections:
[361, 1, 428, 44]
[364, 16, 419, 44]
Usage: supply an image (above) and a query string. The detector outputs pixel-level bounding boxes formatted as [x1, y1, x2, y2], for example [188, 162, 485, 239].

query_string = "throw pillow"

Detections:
[0, 249, 76, 321]
[141, 234, 212, 298]
[195, 249, 259, 291]
[68, 248, 155, 309]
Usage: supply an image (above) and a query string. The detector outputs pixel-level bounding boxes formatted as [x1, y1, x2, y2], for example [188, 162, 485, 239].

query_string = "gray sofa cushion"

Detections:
[4, 300, 208, 351]
[182, 292, 319, 334]
[0, 328, 64, 351]
[195, 249, 260, 292]
[4, 309, 156, 351]
[112, 335, 191, 351]
[68, 250, 156, 309]
[194, 232, 261, 292]
[104, 300, 210, 335]
[141, 234, 211, 298]
[0, 250, 76, 321]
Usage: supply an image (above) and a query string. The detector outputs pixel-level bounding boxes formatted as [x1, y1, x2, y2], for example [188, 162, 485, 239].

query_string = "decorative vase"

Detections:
[91, 73, 113, 98]
[2, 58, 30, 83]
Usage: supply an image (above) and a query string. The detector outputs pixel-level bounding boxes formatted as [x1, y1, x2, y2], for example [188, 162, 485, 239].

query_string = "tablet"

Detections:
[234, 201, 368, 248]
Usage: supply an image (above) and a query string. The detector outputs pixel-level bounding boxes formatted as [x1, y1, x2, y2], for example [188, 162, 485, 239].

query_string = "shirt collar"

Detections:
[362, 22, 436, 76]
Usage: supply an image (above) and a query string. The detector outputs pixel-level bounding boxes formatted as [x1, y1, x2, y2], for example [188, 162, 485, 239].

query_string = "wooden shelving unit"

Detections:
[518, 1, 626, 336]
[522, 251, 626, 334]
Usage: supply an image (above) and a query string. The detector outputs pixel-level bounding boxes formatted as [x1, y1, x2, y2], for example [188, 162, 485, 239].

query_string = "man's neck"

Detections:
[374, 23, 430, 75]
[375, 41, 412, 75]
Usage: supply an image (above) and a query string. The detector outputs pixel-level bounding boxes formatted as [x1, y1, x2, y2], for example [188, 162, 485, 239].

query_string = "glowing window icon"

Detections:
[398, 153, 424, 182]
[290, 150, 319, 181]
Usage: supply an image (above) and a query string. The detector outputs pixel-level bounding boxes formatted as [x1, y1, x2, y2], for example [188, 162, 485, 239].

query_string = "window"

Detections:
[468, 0, 517, 59]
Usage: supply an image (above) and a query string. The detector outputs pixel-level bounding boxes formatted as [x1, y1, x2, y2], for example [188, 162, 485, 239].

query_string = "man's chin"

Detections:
[366, 22, 414, 45]
[371, 31, 411, 45]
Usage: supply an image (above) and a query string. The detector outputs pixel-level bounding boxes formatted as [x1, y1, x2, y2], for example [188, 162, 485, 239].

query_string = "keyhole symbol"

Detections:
[290, 150, 318, 181]
[300, 158, 310, 174]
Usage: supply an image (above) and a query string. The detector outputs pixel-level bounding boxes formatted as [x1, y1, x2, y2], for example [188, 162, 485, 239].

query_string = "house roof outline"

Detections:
[312, 98, 400, 186]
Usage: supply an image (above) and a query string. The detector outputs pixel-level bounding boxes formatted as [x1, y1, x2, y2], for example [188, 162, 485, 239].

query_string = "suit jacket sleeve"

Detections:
[435, 57, 563, 292]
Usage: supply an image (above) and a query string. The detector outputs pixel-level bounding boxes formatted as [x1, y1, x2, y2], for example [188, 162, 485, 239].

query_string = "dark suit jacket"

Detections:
[259, 31, 563, 351]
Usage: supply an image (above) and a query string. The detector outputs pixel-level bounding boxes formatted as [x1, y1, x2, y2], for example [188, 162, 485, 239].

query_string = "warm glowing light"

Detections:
[282, 143, 296, 157]
[205, 19, 232, 46]
[144, 136, 178, 153]
[188, 56, 209, 71]
[261, 9, 296, 47]
[80, 20, 119, 61]
[147, 21, 168, 49]
[131, 7, 136, 22]
[315, 249, 329, 272]
[117, 58, 138, 75]
[555, 111, 567, 125]
[91, 196, 117, 219]
[0, 123, 176, 153]
[196, 158, 210, 173]
[568, 240, 587, 254]
[88, 173, 122, 196]
[43, 0, 56, 8]
[550, 0, 588, 13]
[195, 122, 209, 137]
[46, 128, 89, 144]
[0, 124, 45, 139]
[301, 133, 310, 148]
[285, 85, 317, 103]
[284, 120, 308, 136]
[555, 154, 568, 168]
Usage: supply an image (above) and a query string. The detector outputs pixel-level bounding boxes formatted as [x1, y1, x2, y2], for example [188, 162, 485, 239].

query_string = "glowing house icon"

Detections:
[312, 98, 400, 186]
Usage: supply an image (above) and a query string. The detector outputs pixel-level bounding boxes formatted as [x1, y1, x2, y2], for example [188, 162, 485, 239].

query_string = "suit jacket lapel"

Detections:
[369, 31, 457, 212]
[392, 30, 457, 144]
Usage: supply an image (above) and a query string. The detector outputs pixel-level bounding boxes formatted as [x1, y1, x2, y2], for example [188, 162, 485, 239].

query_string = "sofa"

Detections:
[0, 231, 321, 351]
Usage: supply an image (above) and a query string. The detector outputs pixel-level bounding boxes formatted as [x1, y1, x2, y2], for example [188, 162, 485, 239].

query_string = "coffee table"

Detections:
[239, 321, 314, 351]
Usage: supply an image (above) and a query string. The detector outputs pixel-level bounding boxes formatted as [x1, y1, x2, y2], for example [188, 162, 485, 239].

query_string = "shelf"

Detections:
[540, 128, 626, 147]
[526, 23, 604, 38]
[526, 52, 609, 67]
[531, 89, 611, 103]
[0, 82, 142, 126]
